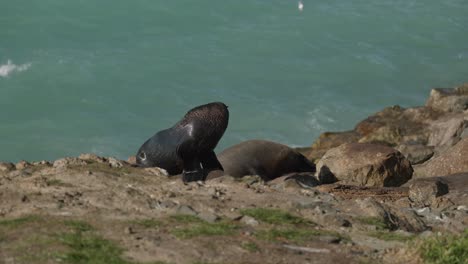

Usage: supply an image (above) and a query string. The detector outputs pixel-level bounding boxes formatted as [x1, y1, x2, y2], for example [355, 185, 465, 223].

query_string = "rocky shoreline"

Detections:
[0, 84, 467, 264]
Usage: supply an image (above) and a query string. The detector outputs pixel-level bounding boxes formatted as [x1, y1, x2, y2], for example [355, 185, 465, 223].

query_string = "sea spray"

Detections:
[0, 60, 32, 78]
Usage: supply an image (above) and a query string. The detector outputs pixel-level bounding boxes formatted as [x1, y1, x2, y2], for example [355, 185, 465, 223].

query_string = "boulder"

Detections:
[107, 157, 124, 168]
[408, 178, 449, 207]
[427, 113, 467, 152]
[316, 143, 413, 187]
[413, 138, 468, 178]
[15, 160, 31, 170]
[426, 84, 468, 113]
[268, 173, 321, 190]
[307, 130, 360, 161]
[406, 173, 468, 194]
[79, 153, 106, 163]
[0, 162, 15, 172]
[396, 144, 434, 165]
[355, 106, 440, 146]
[344, 198, 427, 232]
[53, 157, 87, 169]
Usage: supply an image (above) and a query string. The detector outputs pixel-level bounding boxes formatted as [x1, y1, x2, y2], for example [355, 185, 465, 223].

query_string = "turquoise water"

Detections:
[1, 0, 467, 162]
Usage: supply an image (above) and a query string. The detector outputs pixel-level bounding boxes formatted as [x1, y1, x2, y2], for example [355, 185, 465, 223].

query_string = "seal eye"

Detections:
[139, 152, 146, 161]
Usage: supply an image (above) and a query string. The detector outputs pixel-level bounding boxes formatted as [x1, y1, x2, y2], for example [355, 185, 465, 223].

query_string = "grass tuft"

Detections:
[0, 215, 40, 228]
[419, 229, 468, 264]
[172, 222, 238, 239]
[355, 216, 390, 230]
[57, 220, 131, 264]
[256, 228, 341, 243]
[132, 219, 162, 228]
[241, 241, 260, 252]
[170, 214, 203, 224]
[240, 208, 311, 225]
[64, 220, 94, 232]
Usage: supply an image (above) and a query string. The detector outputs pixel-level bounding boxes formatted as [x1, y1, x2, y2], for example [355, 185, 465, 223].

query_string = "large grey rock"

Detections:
[355, 106, 441, 146]
[316, 143, 413, 187]
[15, 160, 31, 170]
[408, 178, 449, 207]
[427, 113, 467, 152]
[79, 153, 106, 163]
[396, 144, 434, 165]
[426, 84, 468, 113]
[307, 130, 360, 161]
[53, 157, 87, 169]
[414, 138, 468, 178]
[0, 162, 15, 172]
[268, 173, 321, 190]
[406, 173, 468, 194]
[343, 198, 427, 232]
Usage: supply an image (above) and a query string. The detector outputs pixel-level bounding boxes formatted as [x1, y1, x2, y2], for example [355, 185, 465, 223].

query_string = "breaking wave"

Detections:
[0, 60, 32, 78]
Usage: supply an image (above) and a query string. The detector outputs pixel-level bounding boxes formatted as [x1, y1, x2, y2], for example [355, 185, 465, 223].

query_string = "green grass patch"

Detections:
[241, 241, 260, 252]
[57, 220, 132, 264]
[0, 217, 158, 264]
[419, 230, 468, 264]
[64, 220, 94, 232]
[0, 215, 40, 228]
[355, 216, 390, 230]
[170, 214, 203, 224]
[240, 208, 312, 225]
[132, 219, 162, 229]
[256, 228, 316, 242]
[171, 221, 238, 239]
[58, 233, 128, 264]
[368, 231, 414, 242]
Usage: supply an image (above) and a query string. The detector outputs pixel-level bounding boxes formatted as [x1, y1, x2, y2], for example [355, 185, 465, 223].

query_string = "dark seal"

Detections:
[218, 139, 316, 181]
[136, 102, 229, 182]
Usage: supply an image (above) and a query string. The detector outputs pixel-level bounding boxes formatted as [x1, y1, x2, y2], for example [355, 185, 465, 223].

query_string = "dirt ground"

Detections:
[0, 156, 467, 264]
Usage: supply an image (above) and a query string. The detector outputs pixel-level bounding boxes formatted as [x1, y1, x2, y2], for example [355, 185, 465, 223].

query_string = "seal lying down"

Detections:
[136, 102, 229, 182]
[218, 139, 316, 181]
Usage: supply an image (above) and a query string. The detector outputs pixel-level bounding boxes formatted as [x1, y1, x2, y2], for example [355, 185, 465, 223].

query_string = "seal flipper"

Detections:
[181, 158, 206, 183]
[200, 150, 224, 172]
[176, 129, 206, 183]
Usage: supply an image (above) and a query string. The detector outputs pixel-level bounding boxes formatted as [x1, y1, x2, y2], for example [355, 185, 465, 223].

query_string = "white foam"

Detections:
[0, 60, 32, 78]
[298, 0, 304, 11]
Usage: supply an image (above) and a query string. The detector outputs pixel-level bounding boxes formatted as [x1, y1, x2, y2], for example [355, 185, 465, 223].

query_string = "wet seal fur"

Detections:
[136, 102, 229, 182]
[218, 140, 316, 181]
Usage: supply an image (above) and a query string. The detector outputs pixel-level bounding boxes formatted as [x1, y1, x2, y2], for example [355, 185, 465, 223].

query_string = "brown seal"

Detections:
[218, 140, 316, 181]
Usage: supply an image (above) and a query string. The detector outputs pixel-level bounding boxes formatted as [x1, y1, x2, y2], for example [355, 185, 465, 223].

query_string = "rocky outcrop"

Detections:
[307, 131, 360, 162]
[307, 85, 468, 165]
[427, 113, 467, 153]
[0, 162, 15, 173]
[408, 178, 449, 207]
[316, 143, 413, 187]
[414, 138, 468, 178]
[395, 144, 434, 165]
[426, 83, 468, 112]
[355, 106, 440, 146]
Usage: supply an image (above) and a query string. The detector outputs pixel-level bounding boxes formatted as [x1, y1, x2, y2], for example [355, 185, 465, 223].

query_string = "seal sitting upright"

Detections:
[136, 102, 229, 182]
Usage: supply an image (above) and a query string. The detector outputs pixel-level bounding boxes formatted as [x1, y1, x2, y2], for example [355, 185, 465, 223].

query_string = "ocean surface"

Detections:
[1, 0, 467, 162]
